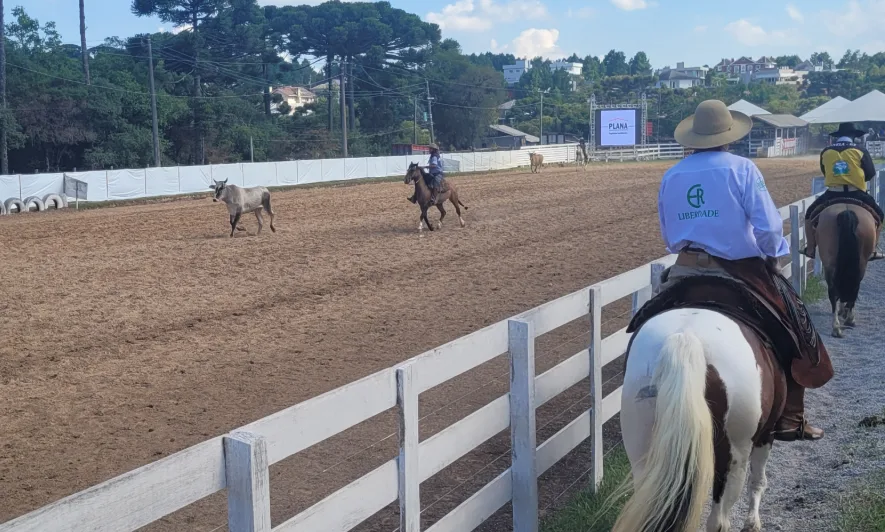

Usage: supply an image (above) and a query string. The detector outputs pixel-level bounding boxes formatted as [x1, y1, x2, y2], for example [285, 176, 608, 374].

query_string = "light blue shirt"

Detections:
[658, 151, 789, 260]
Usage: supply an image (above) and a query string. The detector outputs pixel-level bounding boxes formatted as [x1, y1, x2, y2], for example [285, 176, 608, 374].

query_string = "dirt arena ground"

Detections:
[0, 157, 819, 530]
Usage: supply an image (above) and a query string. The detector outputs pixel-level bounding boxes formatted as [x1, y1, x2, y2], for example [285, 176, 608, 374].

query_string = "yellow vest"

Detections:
[821, 145, 867, 191]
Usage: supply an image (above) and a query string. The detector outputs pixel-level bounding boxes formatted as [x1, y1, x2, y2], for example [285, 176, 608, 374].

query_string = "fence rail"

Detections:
[2, 173, 868, 532]
[0, 144, 683, 205]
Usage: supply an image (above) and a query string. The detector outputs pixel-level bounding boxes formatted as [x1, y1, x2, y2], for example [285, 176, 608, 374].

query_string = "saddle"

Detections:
[807, 196, 882, 227]
[627, 258, 833, 389]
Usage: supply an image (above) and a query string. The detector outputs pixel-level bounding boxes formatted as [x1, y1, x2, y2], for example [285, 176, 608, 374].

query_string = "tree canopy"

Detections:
[5, 2, 885, 175]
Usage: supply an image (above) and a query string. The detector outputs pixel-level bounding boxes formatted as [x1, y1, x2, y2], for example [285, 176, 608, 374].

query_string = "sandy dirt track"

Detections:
[0, 158, 820, 530]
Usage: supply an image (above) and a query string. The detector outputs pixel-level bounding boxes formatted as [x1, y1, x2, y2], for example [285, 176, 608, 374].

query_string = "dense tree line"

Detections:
[4, 0, 885, 174]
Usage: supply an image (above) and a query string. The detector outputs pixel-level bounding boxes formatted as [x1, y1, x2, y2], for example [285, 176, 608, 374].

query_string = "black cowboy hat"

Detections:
[829, 122, 866, 138]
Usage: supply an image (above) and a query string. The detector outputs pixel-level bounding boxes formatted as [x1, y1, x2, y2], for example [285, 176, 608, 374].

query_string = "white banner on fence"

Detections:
[20, 172, 63, 199]
[107, 169, 147, 200]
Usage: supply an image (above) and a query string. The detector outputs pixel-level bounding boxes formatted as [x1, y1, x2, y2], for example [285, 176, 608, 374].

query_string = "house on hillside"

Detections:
[715, 56, 777, 81]
[655, 62, 709, 88]
[271, 86, 317, 115]
[500, 59, 583, 85]
[498, 100, 516, 124]
[748, 67, 808, 86]
[503, 60, 530, 85]
[550, 60, 583, 76]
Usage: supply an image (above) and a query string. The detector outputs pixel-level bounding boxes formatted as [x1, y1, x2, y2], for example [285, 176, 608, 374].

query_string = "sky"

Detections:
[12, 0, 885, 69]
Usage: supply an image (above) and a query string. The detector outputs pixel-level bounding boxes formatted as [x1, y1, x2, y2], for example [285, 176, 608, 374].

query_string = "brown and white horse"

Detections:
[613, 308, 786, 532]
[814, 204, 878, 337]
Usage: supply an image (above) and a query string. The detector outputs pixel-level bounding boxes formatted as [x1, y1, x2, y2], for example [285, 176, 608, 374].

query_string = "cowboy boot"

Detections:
[773, 377, 824, 441]
[429, 187, 439, 205]
[870, 230, 885, 260]
[799, 222, 817, 259]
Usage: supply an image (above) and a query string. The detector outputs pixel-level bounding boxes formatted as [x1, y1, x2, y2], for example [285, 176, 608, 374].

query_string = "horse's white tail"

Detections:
[612, 332, 714, 532]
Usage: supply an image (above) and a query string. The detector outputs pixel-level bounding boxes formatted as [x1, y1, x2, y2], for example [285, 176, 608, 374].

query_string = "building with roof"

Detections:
[550, 60, 583, 76]
[727, 99, 770, 117]
[715, 56, 777, 81]
[655, 62, 709, 89]
[271, 86, 317, 115]
[743, 114, 809, 158]
[502, 60, 530, 85]
[799, 96, 851, 122]
[805, 90, 885, 124]
[745, 67, 808, 86]
[485, 124, 539, 149]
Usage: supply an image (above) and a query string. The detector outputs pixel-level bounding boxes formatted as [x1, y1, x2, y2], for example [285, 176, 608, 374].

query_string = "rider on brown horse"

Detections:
[631, 100, 832, 442]
[407, 143, 446, 205]
[801, 122, 884, 260]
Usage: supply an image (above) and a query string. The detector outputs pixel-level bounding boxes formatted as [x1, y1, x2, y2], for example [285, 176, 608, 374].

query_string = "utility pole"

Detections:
[425, 79, 435, 144]
[79, 0, 90, 85]
[340, 62, 348, 158]
[147, 35, 161, 167]
[539, 90, 544, 145]
[250, 136, 254, 163]
[0, 0, 7, 174]
[413, 98, 418, 144]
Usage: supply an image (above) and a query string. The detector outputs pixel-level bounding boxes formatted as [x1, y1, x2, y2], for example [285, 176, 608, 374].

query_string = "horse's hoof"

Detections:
[741, 524, 761, 532]
[437, 223, 442, 229]
[832, 329, 844, 338]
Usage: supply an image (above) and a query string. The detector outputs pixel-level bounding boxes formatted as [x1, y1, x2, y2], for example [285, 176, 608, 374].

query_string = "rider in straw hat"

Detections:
[407, 143, 445, 205]
[800, 122, 884, 260]
[658, 99, 828, 441]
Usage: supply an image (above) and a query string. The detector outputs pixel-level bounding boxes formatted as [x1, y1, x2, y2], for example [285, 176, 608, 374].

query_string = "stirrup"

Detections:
[870, 251, 885, 261]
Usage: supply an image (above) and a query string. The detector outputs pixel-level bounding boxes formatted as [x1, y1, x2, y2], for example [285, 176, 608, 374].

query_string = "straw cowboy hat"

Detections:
[828, 122, 865, 138]
[428, 143, 439, 150]
[674, 99, 753, 149]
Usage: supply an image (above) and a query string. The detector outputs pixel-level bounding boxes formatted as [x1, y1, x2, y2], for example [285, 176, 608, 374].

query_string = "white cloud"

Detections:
[427, 0, 548, 32]
[567, 7, 596, 18]
[694, 25, 708, 33]
[492, 28, 564, 58]
[611, 0, 648, 10]
[786, 4, 804, 22]
[820, 0, 885, 36]
[724, 19, 801, 47]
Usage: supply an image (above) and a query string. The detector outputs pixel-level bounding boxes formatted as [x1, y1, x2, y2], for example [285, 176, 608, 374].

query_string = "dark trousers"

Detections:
[806, 188, 884, 222]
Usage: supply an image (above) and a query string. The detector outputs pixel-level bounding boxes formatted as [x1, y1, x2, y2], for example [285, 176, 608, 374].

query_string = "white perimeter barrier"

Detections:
[0, 175, 851, 532]
[2, 144, 684, 203]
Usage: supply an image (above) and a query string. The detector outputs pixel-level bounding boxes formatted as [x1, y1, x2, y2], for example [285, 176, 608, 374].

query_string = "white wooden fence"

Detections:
[588, 144, 685, 163]
[0, 144, 685, 205]
[2, 176, 869, 532]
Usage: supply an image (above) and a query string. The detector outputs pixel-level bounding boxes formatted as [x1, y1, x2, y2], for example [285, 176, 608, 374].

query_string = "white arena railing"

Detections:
[0, 144, 686, 205]
[3, 172, 870, 532]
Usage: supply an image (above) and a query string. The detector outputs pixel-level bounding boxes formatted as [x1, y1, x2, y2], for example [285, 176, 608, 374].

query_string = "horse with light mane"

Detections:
[403, 162, 467, 235]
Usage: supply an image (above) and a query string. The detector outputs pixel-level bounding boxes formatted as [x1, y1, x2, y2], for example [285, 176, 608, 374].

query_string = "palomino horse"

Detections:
[529, 152, 544, 173]
[815, 204, 877, 337]
[404, 162, 468, 235]
[613, 308, 786, 532]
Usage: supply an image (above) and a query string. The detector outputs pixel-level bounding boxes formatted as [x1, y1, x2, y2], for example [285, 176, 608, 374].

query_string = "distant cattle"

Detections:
[211, 179, 277, 237]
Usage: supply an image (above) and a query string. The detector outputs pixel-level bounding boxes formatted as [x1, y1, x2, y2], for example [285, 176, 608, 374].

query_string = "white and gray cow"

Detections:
[210, 179, 277, 237]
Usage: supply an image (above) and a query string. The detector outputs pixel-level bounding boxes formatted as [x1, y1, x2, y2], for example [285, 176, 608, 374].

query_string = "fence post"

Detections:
[878, 170, 885, 209]
[396, 364, 420, 532]
[811, 178, 823, 276]
[800, 200, 808, 294]
[508, 319, 538, 532]
[588, 286, 604, 492]
[790, 205, 801, 295]
[224, 431, 271, 532]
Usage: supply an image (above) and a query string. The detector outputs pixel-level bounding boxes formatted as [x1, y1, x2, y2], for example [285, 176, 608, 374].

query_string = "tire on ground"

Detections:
[22, 196, 46, 212]
[0, 201, 6, 215]
[43, 193, 68, 209]
[4, 198, 25, 214]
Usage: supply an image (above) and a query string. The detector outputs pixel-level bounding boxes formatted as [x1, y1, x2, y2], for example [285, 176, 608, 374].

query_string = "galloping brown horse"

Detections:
[404, 163, 468, 235]
[815, 203, 878, 337]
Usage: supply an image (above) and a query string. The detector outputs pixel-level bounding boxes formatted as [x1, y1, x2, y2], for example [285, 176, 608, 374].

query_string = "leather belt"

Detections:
[676, 247, 726, 269]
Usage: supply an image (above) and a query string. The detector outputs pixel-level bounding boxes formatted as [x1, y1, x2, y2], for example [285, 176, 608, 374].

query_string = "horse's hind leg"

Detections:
[741, 443, 772, 532]
[827, 281, 843, 337]
[708, 441, 751, 532]
[451, 194, 466, 227]
[436, 203, 446, 229]
[254, 210, 264, 235]
[263, 194, 276, 232]
[844, 302, 856, 328]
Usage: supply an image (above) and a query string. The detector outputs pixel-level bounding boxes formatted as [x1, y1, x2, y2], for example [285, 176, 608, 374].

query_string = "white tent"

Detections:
[800, 96, 851, 123]
[728, 99, 770, 117]
[810, 90, 885, 124]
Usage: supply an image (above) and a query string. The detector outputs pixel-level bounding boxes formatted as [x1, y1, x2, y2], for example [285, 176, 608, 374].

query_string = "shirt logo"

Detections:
[687, 184, 705, 209]
[755, 177, 767, 192]
[833, 160, 849, 176]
